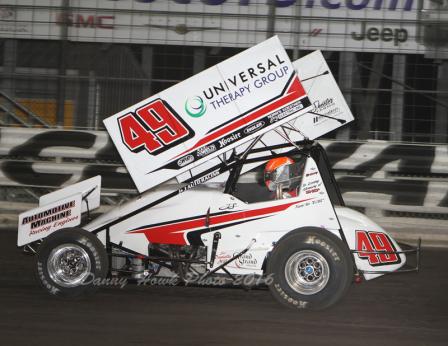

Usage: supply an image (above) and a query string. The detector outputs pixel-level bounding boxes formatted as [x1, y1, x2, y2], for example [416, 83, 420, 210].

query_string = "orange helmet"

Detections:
[264, 157, 295, 192]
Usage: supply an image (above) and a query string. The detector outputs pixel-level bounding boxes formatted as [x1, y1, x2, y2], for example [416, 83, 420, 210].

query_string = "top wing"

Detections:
[292, 50, 354, 139]
[104, 36, 312, 193]
[176, 50, 355, 185]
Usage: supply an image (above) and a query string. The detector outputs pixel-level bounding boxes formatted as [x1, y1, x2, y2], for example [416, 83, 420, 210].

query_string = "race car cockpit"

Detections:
[264, 156, 305, 199]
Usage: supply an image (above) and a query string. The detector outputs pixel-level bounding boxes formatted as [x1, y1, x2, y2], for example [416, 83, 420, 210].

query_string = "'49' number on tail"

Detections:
[356, 231, 401, 266]
[118, 99, 194, 155]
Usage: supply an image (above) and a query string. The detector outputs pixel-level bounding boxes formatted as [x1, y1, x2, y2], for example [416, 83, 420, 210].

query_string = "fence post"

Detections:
[435, 61, 448, 143]
[142, 46, 154, 98]
[337, 52, 354, 140]
[1, 39, 17, 126]
[390, 54, 406, 142]
[266, 0, 276, 39]
[56, 0, 70, 127]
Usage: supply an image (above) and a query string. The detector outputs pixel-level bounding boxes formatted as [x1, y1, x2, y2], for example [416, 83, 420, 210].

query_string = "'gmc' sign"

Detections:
[57, 13, 115, 29]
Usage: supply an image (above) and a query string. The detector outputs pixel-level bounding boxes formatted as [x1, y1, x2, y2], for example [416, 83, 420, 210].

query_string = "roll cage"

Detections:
[223, 139, 345, 207]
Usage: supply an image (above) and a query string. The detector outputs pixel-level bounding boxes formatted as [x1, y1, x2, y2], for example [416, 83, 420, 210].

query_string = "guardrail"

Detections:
[1, 127, 447, 221]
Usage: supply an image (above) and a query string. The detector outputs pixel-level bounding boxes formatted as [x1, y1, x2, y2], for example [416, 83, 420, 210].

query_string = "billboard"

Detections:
[0, 0, 446, 55]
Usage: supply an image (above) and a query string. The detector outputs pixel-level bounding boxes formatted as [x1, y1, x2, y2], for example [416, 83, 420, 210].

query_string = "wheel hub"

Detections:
[47, 244, 92, 288]
[305, 265, 314, 275]
[284, 250, 330, 295]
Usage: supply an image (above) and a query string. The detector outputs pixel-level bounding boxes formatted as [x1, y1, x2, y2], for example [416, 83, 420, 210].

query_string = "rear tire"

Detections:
[267, 228, 353, 310]
[35, 228, 108, 298]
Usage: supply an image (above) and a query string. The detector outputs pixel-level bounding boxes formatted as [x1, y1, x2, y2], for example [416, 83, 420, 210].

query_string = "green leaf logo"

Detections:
[185, 96, 206, 118]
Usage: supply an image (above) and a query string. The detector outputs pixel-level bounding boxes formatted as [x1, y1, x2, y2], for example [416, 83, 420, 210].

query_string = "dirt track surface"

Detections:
[1, 229, 447, 346]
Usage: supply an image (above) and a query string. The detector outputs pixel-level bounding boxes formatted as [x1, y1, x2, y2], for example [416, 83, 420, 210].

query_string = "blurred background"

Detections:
[0, 0, 447, 142]
[1, 0, 448, 239]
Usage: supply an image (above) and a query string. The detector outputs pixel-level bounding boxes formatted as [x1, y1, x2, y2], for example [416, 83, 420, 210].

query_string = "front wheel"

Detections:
[267, 228, 353, 310]
[35, 228, 109, 298]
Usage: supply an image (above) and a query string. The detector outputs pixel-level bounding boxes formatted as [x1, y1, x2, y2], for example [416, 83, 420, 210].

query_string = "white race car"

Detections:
[19, 137, 419, 310]
[17, 38, 420, 310]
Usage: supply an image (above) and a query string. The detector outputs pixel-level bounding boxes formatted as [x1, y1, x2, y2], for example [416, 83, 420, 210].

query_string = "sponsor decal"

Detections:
[243, 121, 265, 135]
[267, 99, 305, 124]
[56, 13, 115, 29]
[197, 144, 217, 157]
[234, 252, 258, 268]
[209, 84, 252, 110]
[179, 170, 221, 193]
[252, 66, 289, 89]
[352, 22, 408, 46]
[215, 251, 232, 265]
[312, 98, 335, 124]
[218, 132, 241, 148]
[23, 201, 75, 227]
[218, 203, 238, 210]
[23, 200, 79, 237]
[201, 55, 288, 111]
[356, 231, 401, 266]
[302, 178, 322, 195]
[305, 187, 320, 194]
[184, 96, 207, 118]
[311, 97, 346, 125]
[177, 154, 194, 167]
[312, 98, 334, 113]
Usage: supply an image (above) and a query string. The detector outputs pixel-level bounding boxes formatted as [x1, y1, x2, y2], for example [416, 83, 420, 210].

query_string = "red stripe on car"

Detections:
[128, 198, 312, 245]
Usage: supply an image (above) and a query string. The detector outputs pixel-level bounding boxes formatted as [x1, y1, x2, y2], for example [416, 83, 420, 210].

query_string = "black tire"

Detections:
[267, 227, 353, 310]
[35, 228, 109, 298]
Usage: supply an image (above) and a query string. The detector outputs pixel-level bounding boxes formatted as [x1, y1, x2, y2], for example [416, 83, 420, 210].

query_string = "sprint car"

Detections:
[17, 38, 420, 310]
[19, 137, 420, 310]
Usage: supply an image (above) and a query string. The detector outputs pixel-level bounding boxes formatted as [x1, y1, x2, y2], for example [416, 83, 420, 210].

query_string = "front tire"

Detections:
[267, 228, 353, 310]
[35, 228, 108, 298]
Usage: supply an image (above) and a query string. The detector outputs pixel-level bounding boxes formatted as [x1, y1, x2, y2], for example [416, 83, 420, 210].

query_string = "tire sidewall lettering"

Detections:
[267, 228, 353, 310]
[304, 235, 341, 262]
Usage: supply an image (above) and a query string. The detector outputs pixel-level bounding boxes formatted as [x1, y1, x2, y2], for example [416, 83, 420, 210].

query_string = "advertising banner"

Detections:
[1, 0, 446, 55]
[104, 36, 312, 192]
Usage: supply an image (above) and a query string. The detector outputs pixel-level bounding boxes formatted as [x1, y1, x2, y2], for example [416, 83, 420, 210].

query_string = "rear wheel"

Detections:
[35, 228, 108, 298]
[267, 228, 353, 310]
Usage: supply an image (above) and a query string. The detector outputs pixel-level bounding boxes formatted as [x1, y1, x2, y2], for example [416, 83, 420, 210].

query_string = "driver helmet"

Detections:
[264, 156, 297, 192]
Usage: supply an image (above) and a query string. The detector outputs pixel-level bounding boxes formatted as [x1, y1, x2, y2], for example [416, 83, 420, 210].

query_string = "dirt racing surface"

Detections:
[0, 229, 447, 346]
